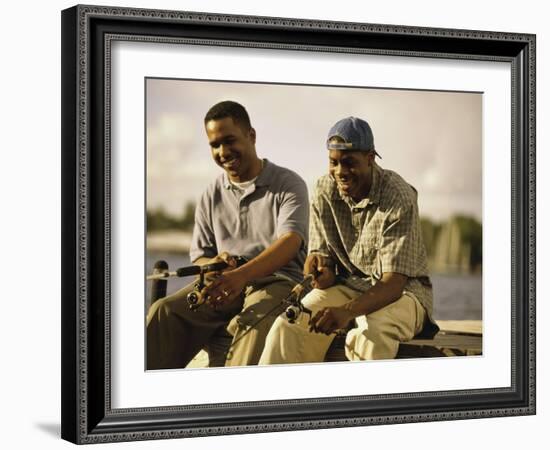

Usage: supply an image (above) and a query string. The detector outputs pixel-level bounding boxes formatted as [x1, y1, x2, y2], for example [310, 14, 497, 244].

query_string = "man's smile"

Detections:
[336, 177, 355, 193]
[220, 156, 240, 172]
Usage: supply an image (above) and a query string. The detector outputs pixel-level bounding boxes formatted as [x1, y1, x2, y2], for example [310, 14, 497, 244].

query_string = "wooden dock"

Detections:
[398, 320, 482, 358]
[186, 320, 482, 368]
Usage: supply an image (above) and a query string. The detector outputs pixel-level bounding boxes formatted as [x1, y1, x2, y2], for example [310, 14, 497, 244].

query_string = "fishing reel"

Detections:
[185, 256, 247, 310]
[187, 287, 207, 310]
[284, 304, 311, 324]
[283, 273, 314, 324]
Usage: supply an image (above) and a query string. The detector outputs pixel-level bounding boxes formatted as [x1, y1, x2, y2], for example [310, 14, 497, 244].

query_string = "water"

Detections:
[430, 273, 482, 320]
[146, 251, 482, 320]
[146, 252, 193, 306]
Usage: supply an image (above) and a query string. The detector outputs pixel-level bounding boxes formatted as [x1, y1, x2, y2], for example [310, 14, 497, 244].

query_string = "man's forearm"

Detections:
[233, 232, 303, 282]
[343, 272, 408, 318]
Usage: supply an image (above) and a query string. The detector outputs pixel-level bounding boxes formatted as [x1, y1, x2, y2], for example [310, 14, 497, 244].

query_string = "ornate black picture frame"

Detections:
[61, 4, 536, 444]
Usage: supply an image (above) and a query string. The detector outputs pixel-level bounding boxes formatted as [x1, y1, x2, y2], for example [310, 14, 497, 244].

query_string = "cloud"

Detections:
[147, 112, 195, 152]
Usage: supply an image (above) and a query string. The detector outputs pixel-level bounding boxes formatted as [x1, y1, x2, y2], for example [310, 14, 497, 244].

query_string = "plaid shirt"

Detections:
[309, 163, 438, 337]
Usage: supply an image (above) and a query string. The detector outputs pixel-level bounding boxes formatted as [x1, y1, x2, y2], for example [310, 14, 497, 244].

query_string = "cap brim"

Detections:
[327, 142, 381, 158]
[327, 142, 355, 150]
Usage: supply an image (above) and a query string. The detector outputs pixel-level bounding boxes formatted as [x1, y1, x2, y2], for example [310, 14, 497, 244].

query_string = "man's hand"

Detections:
[201, 252, 238, 282]
[201, 252, 247, 307]
[308, 306, 354, 335]
[304, 254, 336, 289]
[206, 251, 238, 270]
[202, 268, 247, 308]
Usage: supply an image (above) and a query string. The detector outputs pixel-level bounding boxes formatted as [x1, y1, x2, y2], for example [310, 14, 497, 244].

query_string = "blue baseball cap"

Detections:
[326, 116, 381, 158]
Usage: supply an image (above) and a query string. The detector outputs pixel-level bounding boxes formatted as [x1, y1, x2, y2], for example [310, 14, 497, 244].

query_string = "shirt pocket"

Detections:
[359, 234, 381, 280]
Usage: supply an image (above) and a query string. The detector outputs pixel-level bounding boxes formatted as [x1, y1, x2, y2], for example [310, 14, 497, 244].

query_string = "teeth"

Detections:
[222, 159, 237, 166]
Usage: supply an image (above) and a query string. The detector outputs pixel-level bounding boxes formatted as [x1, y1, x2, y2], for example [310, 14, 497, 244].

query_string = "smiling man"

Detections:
[260, 116, 438, 365]
[146, 101, 308, 369]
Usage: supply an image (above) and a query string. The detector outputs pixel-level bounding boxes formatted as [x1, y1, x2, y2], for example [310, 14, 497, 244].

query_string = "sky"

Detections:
[146, 78, 482, 222]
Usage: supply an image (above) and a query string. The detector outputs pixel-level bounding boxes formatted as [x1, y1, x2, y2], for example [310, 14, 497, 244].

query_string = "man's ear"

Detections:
[249, 127, 256, 144]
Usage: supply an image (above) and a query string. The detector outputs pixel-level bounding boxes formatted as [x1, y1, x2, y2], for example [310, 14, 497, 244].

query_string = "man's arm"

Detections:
[203, 232, 302, 305]
[343, 272, 408, 316]
[309, 272, 407, 334]
[235, 232, 303, 281]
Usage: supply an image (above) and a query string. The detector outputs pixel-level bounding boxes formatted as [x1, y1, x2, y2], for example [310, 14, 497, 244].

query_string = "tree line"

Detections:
[148, 203, 482, 273]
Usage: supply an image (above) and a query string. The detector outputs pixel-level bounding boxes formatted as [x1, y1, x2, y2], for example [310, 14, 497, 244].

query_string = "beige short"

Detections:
[146, 276, 294, 369]
[259, 284, 426, 365]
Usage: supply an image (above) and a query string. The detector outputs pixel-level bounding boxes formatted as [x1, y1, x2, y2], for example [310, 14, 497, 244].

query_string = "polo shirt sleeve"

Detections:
[275, 175, 309, 246]
[378, 201, 428, 277]
[189, 190, 218, 262]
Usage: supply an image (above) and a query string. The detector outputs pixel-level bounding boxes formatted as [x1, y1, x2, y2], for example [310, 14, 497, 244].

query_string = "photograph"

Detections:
[2, 0, 545, 448]
[144, 78, 483, 370]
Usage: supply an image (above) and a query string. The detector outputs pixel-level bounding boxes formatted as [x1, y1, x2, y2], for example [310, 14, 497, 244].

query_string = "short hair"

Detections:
[204, 100, 252, 131]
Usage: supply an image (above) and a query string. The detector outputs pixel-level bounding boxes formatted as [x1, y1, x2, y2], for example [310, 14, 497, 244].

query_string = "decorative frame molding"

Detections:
[61, 4, 535, 444]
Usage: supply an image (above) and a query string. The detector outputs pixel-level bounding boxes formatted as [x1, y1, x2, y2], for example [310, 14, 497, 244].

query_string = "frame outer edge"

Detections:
[77, 3, 533, 41]
[77, 4, 92, 444]
[515, 34, 536, 414]
[527, 34, 536, 414]
[63, 5, 537, 443]
[61, 5, 79, 445]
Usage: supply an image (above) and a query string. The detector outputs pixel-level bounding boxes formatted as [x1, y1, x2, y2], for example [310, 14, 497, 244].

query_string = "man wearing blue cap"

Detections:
[260, 116, 438, 364]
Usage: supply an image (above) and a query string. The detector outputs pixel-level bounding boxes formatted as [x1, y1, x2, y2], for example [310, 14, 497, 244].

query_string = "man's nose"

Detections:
[334, 164, 347, 177]
[219, 144, 231, 157]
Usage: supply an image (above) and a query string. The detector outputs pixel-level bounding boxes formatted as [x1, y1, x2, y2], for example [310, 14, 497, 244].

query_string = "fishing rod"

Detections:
[146, 256, 248, 310]
[225, 273, 315, 361]
[146, 257, 246, 280]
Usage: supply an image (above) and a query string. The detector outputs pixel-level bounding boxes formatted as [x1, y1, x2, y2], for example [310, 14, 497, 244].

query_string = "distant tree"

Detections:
[179, 202, 196, 231]
[420, 217, 442, 257]
[147, 207, 174, 230]
[146, 202, 196, 231]
[420, 215, 482, 273]
[453, 215, 482, 268]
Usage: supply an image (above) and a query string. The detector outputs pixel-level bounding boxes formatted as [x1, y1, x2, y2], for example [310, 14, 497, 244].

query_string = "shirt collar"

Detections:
[223, 158, 271, 190]
[368, 162, 383, 206]
[254, 158, 271, 187]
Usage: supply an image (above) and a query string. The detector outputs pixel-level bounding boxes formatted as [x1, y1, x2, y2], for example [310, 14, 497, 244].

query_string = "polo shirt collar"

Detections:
[222, 158, 271, 189]
[254, 158, 271, 187]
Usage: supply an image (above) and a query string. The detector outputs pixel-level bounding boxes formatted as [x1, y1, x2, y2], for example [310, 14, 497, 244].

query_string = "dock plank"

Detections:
[436, 320, 482, 335]
[186, 320, 483, 367]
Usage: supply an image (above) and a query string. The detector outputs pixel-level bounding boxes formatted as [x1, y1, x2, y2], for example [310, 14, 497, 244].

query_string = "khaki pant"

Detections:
[259, 284, 426, 365]
[146, 276, 294, 369]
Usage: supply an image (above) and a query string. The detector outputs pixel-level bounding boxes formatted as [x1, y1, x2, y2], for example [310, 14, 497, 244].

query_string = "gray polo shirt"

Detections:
[190, 159, 309, 283]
